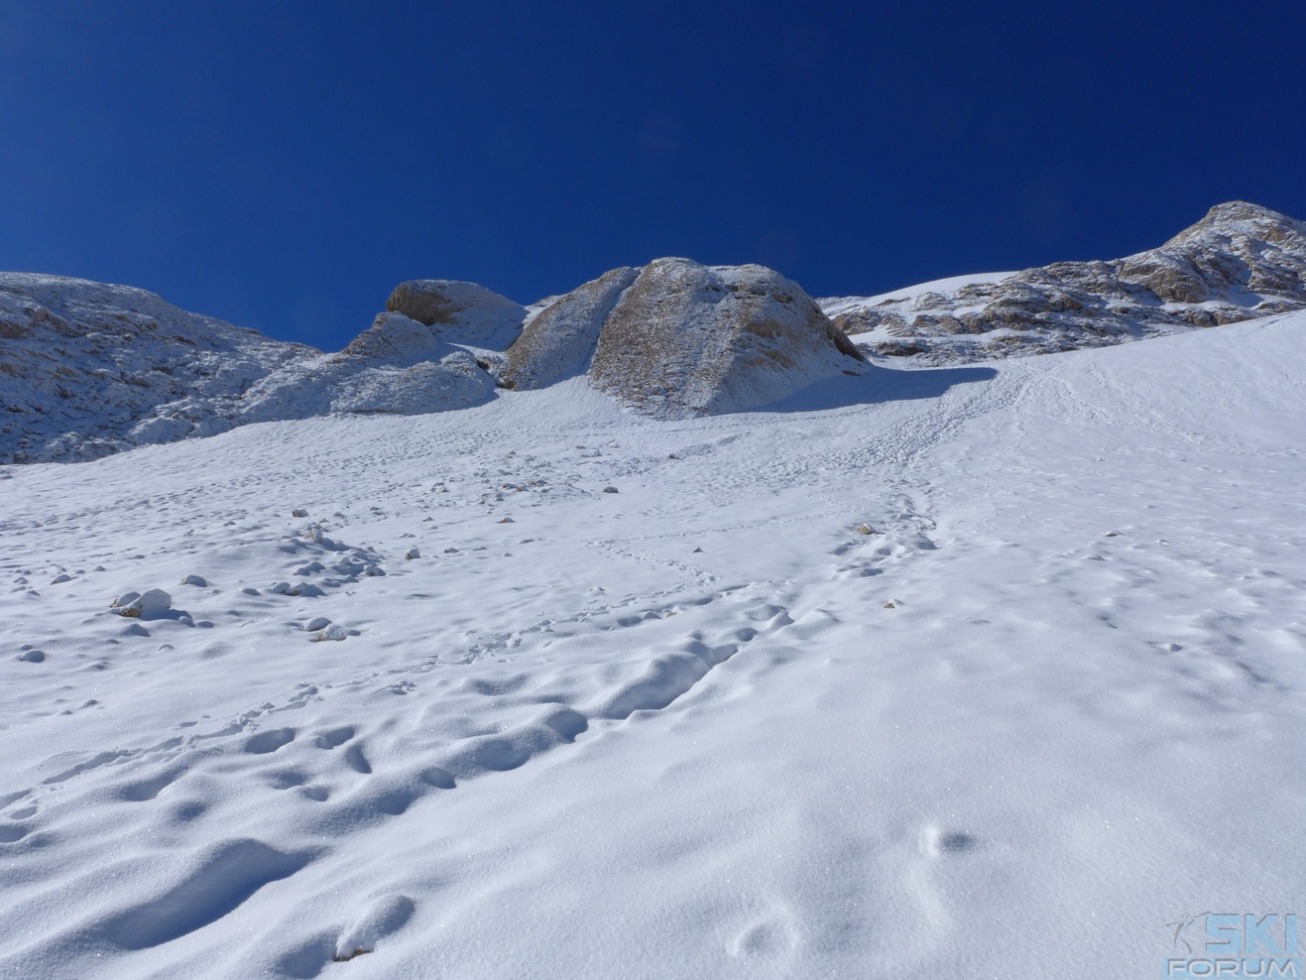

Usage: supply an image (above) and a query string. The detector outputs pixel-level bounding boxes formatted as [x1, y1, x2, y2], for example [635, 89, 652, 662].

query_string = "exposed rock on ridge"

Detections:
[0, 275, 501, 464]
[4, 201, 1302, 462]
[588, 259, 864, 416]
[505, 259, 865, 417]
[0, 273, 310, 463]
[821, 201, 1306, 364]
[501, 266, 640, 391]
[384, 280, 526, 350]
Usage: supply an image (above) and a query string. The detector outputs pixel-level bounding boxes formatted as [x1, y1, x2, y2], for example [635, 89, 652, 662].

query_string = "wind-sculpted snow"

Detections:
[1, 311, 1304, 976]
[822, 201, 1306, 363]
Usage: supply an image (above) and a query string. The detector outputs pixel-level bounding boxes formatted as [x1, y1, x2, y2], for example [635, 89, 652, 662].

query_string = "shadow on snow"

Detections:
[754, 362, 999, 414]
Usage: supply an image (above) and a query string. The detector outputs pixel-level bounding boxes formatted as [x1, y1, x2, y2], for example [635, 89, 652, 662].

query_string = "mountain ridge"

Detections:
[2, 201, 1302, 463]
[818, 200, 1306, 363]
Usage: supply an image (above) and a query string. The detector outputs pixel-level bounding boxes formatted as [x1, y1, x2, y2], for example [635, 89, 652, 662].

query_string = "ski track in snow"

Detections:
[2, 315, 1305, 978]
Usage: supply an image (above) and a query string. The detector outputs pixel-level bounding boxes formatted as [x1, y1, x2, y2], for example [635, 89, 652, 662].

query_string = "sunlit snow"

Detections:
[1, 312, 1303, 978]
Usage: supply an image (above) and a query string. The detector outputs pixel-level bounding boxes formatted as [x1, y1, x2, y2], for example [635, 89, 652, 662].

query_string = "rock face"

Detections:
[0, 273, 311, 463]
[0, 275, 498, 463]
[505, 258, 865, 417]
[821, 201, 1306, 363]
[339, 312, 447, 367]
[384, 280, 526, 350]
[501, 267, 640, 391]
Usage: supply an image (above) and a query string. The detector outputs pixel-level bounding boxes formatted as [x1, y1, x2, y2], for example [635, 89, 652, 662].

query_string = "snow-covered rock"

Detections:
[110, 588, 172, 619]
[0, 278, 500, 463]
[384, 280, 527, 350]
[501, 266, 640, 390]
[5, 201, 1303, 461]
[238, 347, 495, 423]
[822, 201, 1306, 363]
[338, 312, 448, 367]
[591, 259, 865, 416]
[0, 273, 310, 463]
[505, 258, 865, 417]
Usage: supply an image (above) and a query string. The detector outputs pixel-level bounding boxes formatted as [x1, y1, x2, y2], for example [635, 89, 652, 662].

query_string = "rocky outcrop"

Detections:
[503, 259, 864, 417]
[5, 201, 1299, 462]
[238, 347, 494, 422]
[589, 259, 864, 416]
[822, 201, 1306, 364]
[501, 267, 640, 391]
[384, 280, 526, 350]
[0, 273, 311, 463]
[339, 312, 448, 367]
[0, 275, 498, 464]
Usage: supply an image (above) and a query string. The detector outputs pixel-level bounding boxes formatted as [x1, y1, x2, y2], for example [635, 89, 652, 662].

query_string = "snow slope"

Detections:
[1, 309, 1302, 978]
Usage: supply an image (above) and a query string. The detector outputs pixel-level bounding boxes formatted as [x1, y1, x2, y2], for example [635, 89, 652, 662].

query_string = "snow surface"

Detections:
[2, 312, 1304, 978]
[818, 270, 1017, 316]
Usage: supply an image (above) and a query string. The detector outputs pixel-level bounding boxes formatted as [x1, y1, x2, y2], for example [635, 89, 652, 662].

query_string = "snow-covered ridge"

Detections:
[819, 200, 1306, 363]
[1, 261, 864, 463]
[0, 273, 313, 463]
[3, 202, 1302, 463]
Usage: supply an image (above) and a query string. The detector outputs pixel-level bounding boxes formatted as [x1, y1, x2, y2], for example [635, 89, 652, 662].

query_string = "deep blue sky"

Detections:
[3, 1, 1304, 350]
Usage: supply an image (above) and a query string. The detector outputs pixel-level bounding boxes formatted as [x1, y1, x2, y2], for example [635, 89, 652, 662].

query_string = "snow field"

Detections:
[1, 313, 1304, 977]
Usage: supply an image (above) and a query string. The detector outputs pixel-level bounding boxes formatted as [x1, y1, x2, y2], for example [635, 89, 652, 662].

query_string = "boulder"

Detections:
[340, 312, 445, 367]
[384, 280, 526, 350]
[588, 259, 864, 416]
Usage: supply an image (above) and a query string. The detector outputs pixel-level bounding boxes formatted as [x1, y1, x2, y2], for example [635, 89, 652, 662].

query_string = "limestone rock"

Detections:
[501, 266, 639, 390]
[822, 201, 1306, 364]
[502, 259, 864, 417]
[384, 280, 526, 350]
[588, 259, 864, 417]
[340, 312, 446, 367]
[112, 588, 172, 619]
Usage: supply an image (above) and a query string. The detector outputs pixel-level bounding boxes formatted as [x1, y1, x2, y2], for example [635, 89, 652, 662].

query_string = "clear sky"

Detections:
[3, 1, 1304, 351]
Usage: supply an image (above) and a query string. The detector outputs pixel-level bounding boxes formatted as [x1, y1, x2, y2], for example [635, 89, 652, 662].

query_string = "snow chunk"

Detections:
[111, 588, 172, 619]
